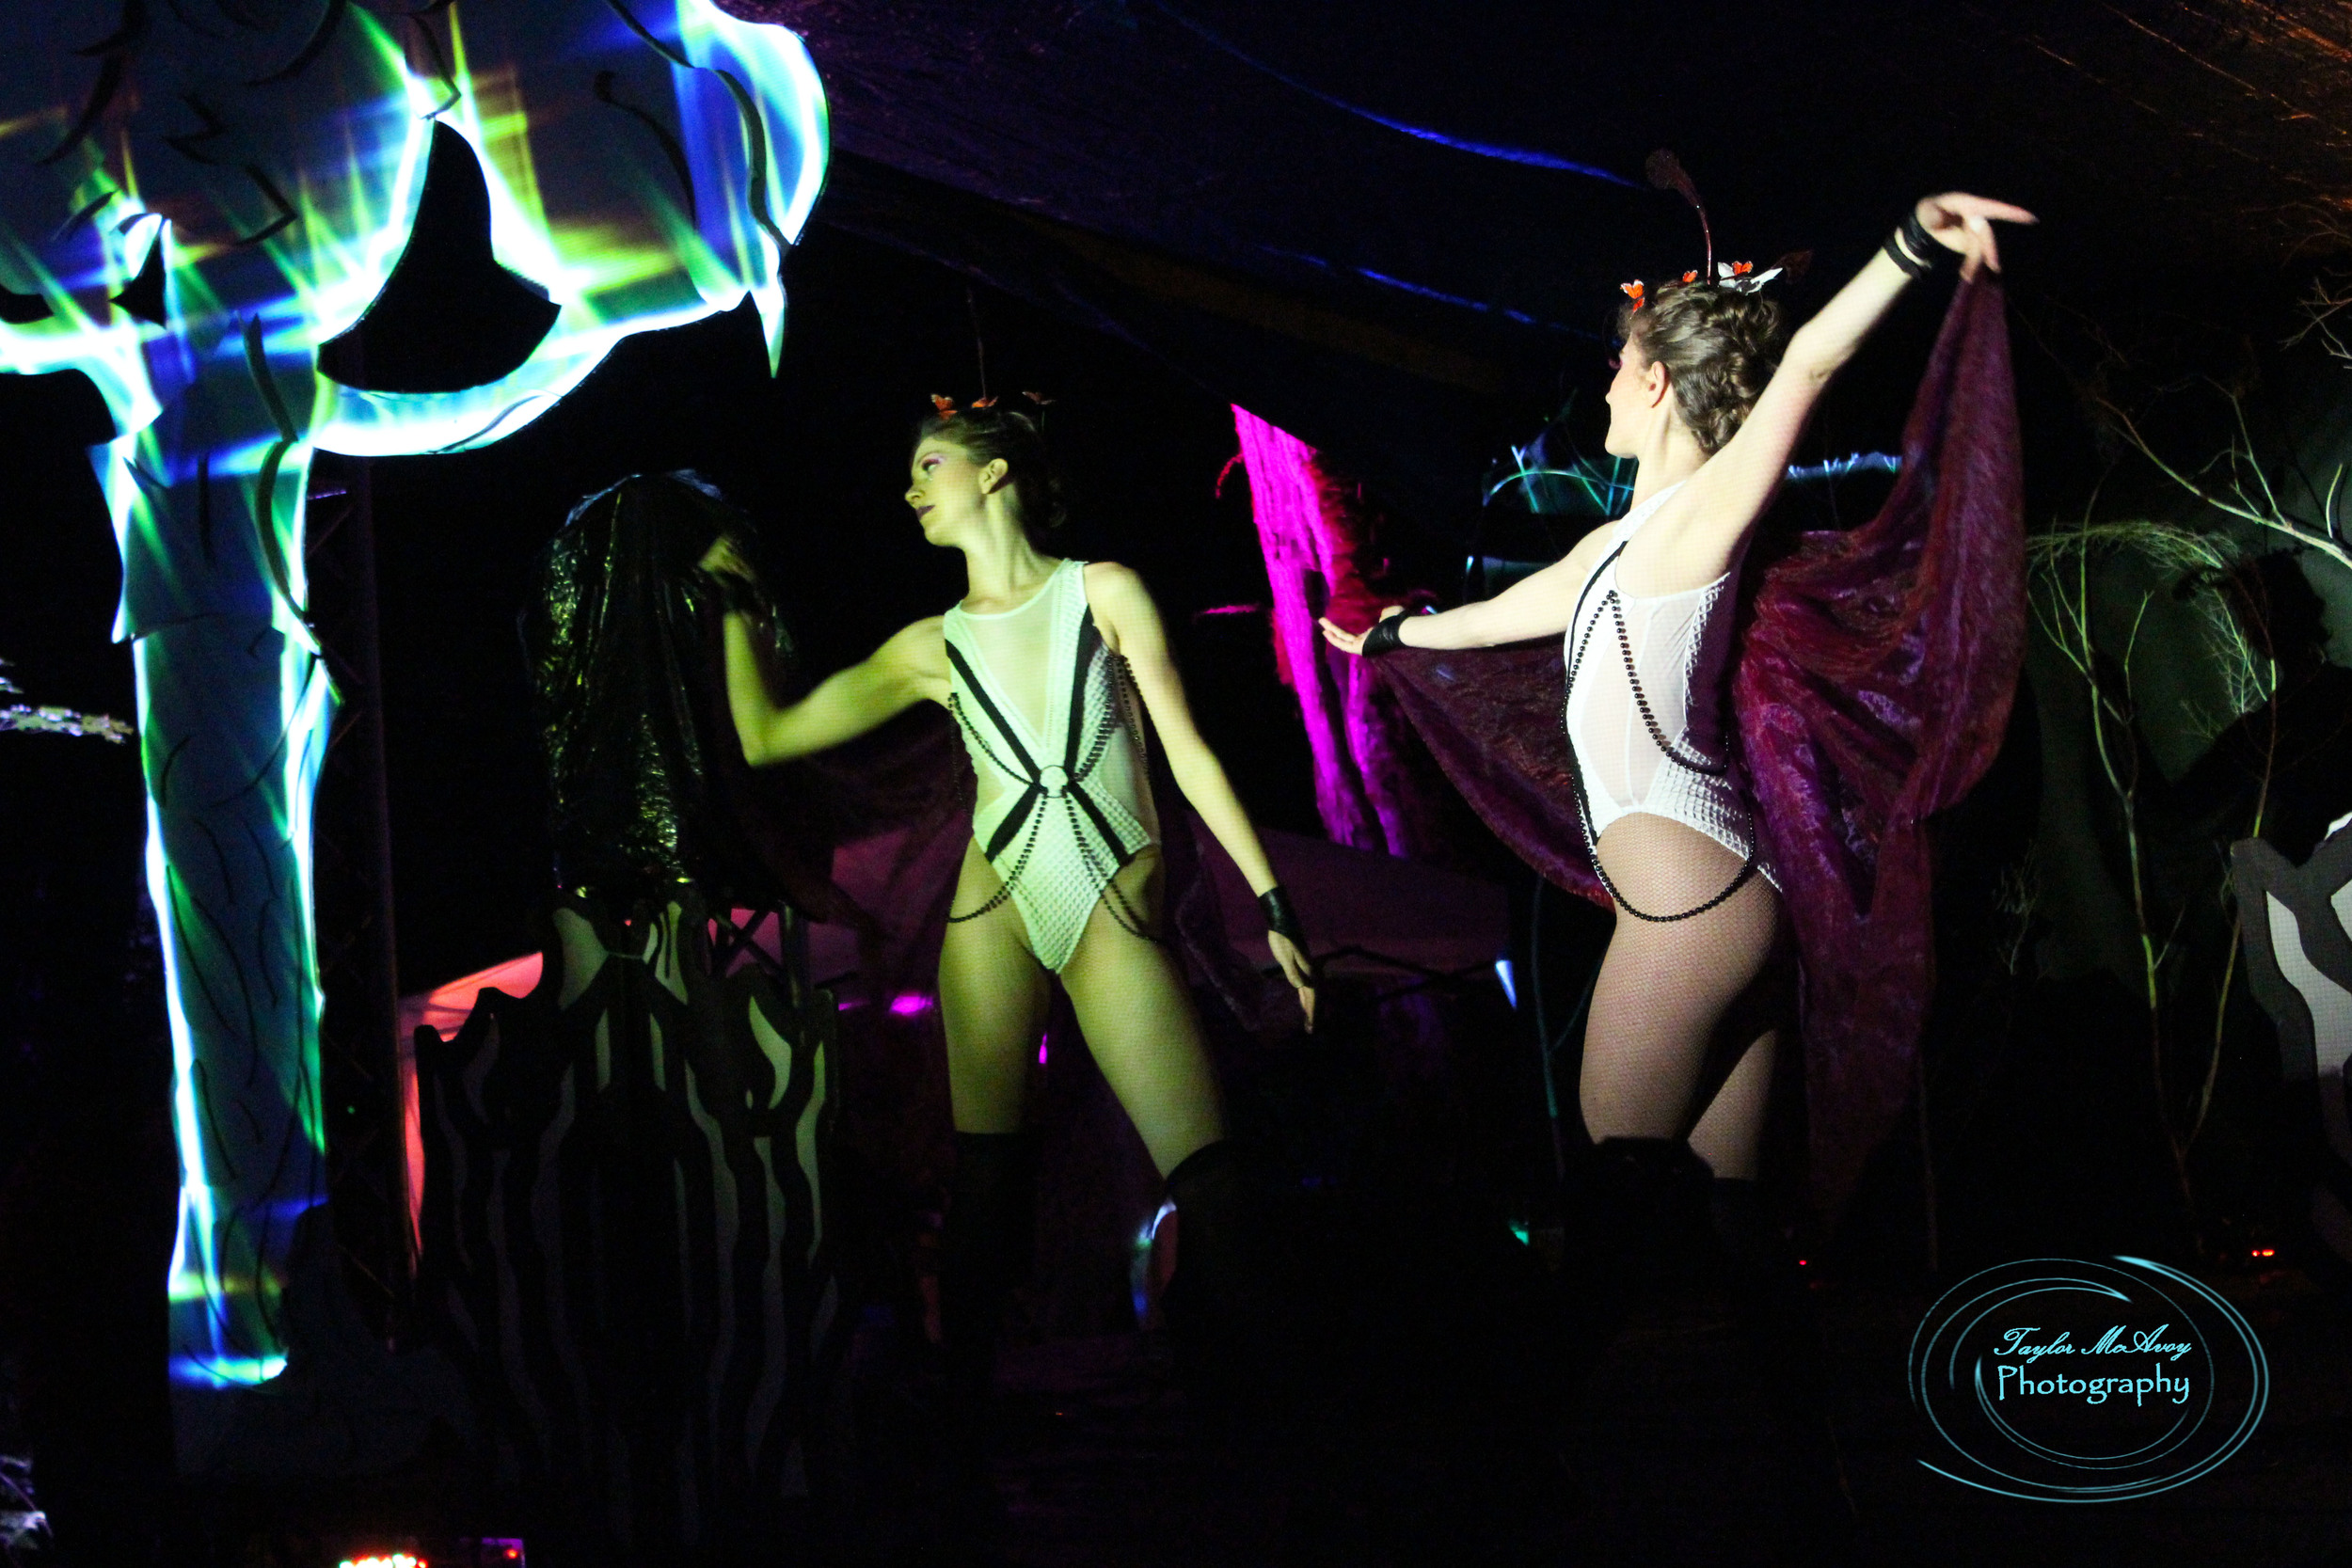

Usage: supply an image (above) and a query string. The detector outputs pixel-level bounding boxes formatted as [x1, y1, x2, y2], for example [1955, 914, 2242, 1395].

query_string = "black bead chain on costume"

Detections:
[1562, 540, 1762, 924]
[1073, 655, 1158, 941]
[944, 692, 1039, 924]
[1607, 589, 1729, 777]
[946, 654, 1158, 943]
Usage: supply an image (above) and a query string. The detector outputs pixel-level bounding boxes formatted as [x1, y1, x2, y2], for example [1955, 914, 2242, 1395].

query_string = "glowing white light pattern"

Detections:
[311, 3, 831, 456]
[0, 0, 829, 1423]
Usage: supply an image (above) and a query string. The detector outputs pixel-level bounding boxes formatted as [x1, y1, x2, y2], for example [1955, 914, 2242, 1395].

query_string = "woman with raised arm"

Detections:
[701, 403, 1316, 1481]
[1324, 193, 2033, 1538]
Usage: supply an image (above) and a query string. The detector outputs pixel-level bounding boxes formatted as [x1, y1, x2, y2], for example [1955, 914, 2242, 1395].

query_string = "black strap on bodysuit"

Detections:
[944, 609, 1156, 942]
[1562, 540, 1762, 924]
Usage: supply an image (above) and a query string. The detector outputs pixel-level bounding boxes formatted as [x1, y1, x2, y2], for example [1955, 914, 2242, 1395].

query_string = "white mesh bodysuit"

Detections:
[944, 558, 1160, 972]
[1563, 483, 1776, 888]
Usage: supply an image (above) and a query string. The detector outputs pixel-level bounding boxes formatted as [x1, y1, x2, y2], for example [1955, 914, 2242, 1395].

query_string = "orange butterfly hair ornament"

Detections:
[930, 389, 1056, 417]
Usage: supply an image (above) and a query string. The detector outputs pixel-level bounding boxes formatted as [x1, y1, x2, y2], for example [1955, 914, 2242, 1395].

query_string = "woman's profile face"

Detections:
[906, 436, 996, 542]
[1601, 336, 1657, 458]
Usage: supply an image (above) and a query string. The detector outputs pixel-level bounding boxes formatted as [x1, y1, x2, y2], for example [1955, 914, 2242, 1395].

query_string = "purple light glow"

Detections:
[1038, 1033, 1050, 1066]
[889, 993, 934, 1017]
[1232, 409, 1356, 840]
[1232, 406, 1445, 863]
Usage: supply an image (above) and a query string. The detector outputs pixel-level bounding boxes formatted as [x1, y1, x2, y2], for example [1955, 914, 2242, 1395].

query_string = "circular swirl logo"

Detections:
[1908, 1257, 2269, 1501]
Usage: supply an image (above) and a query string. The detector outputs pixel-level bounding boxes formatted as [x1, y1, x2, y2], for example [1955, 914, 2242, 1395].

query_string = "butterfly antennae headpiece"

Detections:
[1645, 149, 1712, 280]
[1620, 154, 1808, 310]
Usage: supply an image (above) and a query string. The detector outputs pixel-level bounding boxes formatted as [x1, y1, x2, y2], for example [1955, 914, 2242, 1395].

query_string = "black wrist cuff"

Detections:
[1884, 210, 1940, 279]
[1259, 885, 1309, 952]
[1360, 613, 1412, 657]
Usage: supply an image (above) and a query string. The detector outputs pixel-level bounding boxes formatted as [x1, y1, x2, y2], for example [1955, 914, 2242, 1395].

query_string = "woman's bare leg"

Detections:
[1055, 847, 1227, 1178]
[1579, 814, 1784, 1175]
[1058, 849, 1270, 1403]
[1688, 1030, 1777, 1181]
[938, 839, 1054, 1134]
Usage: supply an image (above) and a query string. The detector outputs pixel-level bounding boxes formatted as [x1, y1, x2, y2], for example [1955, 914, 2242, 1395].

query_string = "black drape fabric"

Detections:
[521, 470, 841, 917]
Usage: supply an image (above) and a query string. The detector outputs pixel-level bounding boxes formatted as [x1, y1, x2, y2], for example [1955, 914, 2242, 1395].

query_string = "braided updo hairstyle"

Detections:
[914, 405, 1068, 548]
[1613, 281, 1788, 455]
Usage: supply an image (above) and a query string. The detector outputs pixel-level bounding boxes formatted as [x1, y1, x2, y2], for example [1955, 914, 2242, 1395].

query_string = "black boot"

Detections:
[1560, 1136, 1714, 1380]
[1159, 1138, 1287, 1416]
[1709, 1178, 1858, 1563]
[934, 1131, 1040, 1562]
[939, 1131, 1041, 1398]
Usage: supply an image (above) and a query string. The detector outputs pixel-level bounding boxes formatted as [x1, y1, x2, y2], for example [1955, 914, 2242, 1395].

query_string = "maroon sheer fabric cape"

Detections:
[1379, 277, 2025, 1223]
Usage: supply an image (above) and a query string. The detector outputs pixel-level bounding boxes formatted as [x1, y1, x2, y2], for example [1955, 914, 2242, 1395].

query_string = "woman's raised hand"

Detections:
[1318, 604, 1403, 657]
[1914, 193, 2039, 277]
[699, 534, 755, 584]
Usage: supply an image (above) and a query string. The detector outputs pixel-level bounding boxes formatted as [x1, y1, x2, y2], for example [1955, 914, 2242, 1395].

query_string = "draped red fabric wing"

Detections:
[1735, 276, 2023, 1221]
[1378, 277, 2024, 1223]
[1375, 640, 1609, 910]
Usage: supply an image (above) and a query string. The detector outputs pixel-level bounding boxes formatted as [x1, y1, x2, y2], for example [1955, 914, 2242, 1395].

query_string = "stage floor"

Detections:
[838, 1268, 2351, 1567]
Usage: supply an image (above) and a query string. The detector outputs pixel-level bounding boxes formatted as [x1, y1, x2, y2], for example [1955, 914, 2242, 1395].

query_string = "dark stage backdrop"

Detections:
[0, 367, 179, 1564]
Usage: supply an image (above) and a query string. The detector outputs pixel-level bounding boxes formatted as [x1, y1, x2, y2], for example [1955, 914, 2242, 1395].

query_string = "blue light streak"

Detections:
[1255, 244, 1596, 338]
[1788, 451, 1902, 484]
[1143, 2, 1639, 186]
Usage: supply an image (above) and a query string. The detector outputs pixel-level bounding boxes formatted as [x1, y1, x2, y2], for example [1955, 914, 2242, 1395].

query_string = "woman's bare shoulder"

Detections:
[1082, 559, 1149, 598]
[877, 615, 948, 683]
[1560, 519, 1617, 577]
[1082, 561, 1164, 650]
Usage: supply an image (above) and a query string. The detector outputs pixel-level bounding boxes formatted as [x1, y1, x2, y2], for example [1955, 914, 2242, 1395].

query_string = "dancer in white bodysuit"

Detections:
[942, 553, 1161, 974]
[1560, 477, 1772, 891]
[701, 402, 1315, 1533]
[1324, 192, 2034, 1548]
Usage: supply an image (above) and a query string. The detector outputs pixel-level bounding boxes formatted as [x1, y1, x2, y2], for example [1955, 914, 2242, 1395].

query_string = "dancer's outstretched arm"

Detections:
[1319, 524, 1619, 654]
[1318, 193, 2035, 657]
[703, 539, 946, 766]
[1640, 192, 2035, 586]
[1087, 562, 1318, 1025]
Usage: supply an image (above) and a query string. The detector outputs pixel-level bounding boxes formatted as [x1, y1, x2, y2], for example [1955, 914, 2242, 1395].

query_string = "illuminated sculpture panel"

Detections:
[2233, 824, 2352, 1281]
[0, 0, 826, 1462]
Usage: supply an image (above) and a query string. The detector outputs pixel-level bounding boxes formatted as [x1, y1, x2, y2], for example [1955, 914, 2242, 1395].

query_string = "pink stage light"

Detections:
[1232, 409, 1361, 844]
[1232, 406, 1445, 863]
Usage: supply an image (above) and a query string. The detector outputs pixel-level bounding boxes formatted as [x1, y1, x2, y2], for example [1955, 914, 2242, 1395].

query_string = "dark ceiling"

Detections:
[736, 0, 2352, 288]
[725, 0, 2352, 518]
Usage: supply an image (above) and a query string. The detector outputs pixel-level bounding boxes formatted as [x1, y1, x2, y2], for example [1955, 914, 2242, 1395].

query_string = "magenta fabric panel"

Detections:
[1233, 406, 1453, 863]
[1233, 406, 1382, 850]
[1373, 640, 1611, 909]
[1732, 275, 2025, 1222]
